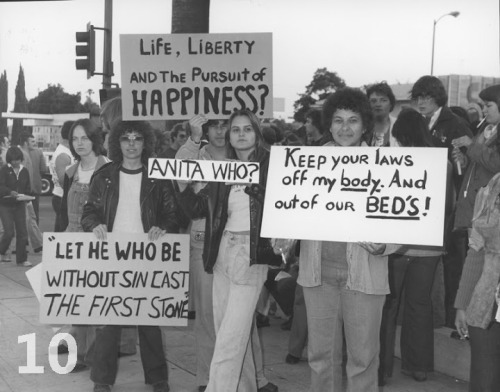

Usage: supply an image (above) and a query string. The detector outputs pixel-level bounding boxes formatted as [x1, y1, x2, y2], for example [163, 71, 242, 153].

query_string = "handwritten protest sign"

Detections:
[261, 146, 448, 246]
[39, 233, 190, 326]
[120, 33, 273, 120]
[148, 157, 259, 183]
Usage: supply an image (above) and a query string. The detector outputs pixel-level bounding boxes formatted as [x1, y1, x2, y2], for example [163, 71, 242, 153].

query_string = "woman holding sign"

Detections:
[177, 109, 281, 392]
[58, 118, 109, 372]
[296, 88, 400, 392]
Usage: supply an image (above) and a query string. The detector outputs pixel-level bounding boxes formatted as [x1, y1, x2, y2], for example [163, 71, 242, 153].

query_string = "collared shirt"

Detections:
[427, 106, 443, 131]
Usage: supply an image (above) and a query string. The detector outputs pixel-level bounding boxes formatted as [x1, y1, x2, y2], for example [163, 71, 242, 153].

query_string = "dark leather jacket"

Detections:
[177, 149, 280, 273]
[81, 161, 179, 233]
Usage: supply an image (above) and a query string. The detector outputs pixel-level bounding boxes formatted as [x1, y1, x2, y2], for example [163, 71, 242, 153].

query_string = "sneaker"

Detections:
[93, 385, 111, 392]
[401, 369, 427, 382]
[0, 254, 11, 262]
[258, 382, 278, 392]
[152, 380, 169, 392]
[17, 261, 32, 267]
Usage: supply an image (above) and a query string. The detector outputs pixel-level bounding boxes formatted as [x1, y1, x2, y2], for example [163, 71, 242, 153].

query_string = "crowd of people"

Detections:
[1, 75, 498, 392]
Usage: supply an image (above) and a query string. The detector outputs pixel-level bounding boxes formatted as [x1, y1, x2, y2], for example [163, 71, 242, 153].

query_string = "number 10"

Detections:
[18, 332, 77, 374]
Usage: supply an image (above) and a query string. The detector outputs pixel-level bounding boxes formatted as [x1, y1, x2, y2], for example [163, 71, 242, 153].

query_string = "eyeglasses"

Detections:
[119, 134, 144, 143]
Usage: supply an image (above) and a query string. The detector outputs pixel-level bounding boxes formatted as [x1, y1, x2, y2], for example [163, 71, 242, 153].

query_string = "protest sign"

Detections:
[39, 232, 190, 326]
[261, 146, 448, 246]
[148, 157, 259, 184]
[120, 33, 273, 120]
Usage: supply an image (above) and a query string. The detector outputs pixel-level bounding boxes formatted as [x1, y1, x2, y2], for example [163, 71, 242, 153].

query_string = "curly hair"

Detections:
[366, 81, 396, 111]
[410, 76, 447, 107]
[108, 120, 156, 164]
[68, 118, 106, 160]
[322, 87, 373, 134]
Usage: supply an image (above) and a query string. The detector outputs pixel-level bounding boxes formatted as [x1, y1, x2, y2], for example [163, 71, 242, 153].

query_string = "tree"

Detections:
[27, 84, 86, 114]
[0, 71, 8, 139]
[171, 0, 210, 33]
[293, 68, 346, 123]
[83, 89, 101, 117]
[12, 65, 29, 145]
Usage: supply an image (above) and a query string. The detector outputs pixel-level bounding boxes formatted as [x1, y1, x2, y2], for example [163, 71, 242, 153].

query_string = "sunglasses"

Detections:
[119, 134, 144, 143]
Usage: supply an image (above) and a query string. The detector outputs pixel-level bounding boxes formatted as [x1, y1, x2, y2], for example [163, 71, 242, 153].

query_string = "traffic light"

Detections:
[75, 23, 95, 79]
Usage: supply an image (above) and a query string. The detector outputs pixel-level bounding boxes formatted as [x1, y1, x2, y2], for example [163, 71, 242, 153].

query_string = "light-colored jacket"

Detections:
[298, 240, 400, 295]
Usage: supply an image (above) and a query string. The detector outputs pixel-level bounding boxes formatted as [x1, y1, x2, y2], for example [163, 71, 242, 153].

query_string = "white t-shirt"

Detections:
[224, 185, 250, 232]
[112, 167, 143, 233]
[50, 144, 73, 197]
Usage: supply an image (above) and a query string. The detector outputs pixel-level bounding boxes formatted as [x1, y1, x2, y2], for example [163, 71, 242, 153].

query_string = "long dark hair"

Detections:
[392, 109, 435, 147]
[225, 109, 268, 161]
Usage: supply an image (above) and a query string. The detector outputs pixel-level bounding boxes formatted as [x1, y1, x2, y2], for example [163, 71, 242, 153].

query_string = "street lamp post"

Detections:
[431, 11, 460, 75]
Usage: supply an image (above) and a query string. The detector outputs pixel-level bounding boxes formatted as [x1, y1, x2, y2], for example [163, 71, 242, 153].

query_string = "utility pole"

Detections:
[102, 0, 113, 89]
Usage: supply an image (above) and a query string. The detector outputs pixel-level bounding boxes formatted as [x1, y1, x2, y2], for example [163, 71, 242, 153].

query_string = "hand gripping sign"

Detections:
[261, 146, 448, 247]
[39, 232, 190, 327]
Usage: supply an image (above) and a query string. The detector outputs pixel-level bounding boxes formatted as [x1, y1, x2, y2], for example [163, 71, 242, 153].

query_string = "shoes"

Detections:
[285, 353, 300, 364]
[70, 363, 88, 373]
[258, 382, 278, 392]
[93, 385, 111, 392]
[0, 254, 11, 262]
[17, 261, 32, 267]
[152, 380, 170, 392]
[198, 386, 207, 392]
[402, 369, 427, 382]
[57, 344, 69, 354]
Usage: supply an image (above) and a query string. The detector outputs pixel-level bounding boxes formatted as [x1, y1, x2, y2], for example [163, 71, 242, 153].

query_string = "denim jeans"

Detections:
[190, 236, 216, 386]
[0, 203, 28, 264]
[206, 230, 267, 392]
[303, 262, 385, 392]
[90, 325, 167, 386]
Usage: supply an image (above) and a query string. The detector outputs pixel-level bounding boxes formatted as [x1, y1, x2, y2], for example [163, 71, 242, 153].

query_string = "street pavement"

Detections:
[0, 197, 470, 391]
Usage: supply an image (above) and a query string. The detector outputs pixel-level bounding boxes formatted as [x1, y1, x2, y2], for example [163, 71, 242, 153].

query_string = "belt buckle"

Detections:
[194, 232, 205, 241]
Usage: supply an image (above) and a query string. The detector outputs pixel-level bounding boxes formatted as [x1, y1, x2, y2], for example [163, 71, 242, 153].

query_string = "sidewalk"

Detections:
[0, 253, 469, 392]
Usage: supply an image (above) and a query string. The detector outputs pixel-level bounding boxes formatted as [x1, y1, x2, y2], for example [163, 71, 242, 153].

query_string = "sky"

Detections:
[0, 0, 499, 120]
